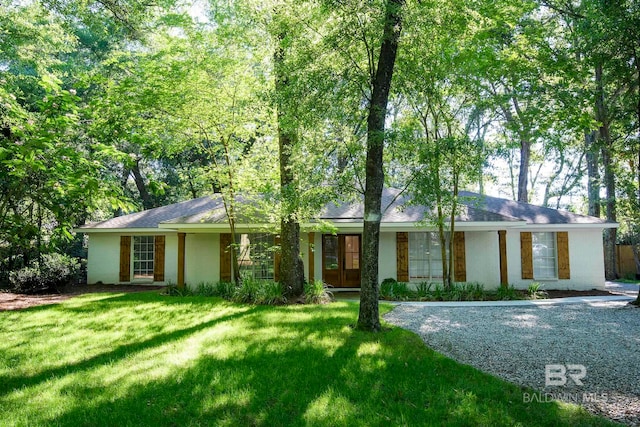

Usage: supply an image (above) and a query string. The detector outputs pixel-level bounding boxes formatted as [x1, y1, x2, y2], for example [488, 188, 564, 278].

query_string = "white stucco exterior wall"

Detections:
[86, 233, 121, 285]
[566, 229, 606, 289]
[506, 229, 606, 290]
[465, 231, 501, 289]
[163, 234, 178, 285]
[86, 232, 178, 285]
[378, 232, 397, 281]
[184, 233, 220, 287]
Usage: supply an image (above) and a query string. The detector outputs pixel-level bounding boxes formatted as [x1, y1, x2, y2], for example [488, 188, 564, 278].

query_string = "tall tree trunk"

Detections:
[595, 62, 617, 280]
[447, 173, 459, 288]
[634, 45, 640, 304]
[517, 138, 531, 203]
[275, 31, 304, 297]
[434, 160, 449, 289]
[221, 137, 241, 285]
[358, 0, 404, 331]
[584, 130, 601, 217]
[131, 160, 154, 210]
[501, 100, 529, 203]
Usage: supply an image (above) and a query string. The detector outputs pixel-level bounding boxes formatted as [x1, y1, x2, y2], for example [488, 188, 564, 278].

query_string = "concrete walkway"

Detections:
[606, 280, 639, 296]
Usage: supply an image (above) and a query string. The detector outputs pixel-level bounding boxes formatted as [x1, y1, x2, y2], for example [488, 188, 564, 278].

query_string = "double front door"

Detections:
[322, 234, 361, 287]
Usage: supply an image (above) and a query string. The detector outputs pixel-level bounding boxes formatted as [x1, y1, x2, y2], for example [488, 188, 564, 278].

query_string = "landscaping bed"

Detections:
[0, 285, 623, 312]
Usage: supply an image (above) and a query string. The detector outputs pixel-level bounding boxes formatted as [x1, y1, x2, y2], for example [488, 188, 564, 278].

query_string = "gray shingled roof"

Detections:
[80, 195, 224, 229]
[320, 188, 518, 223]
[458, 191, 613, 225]
[80, 188, 611, 230]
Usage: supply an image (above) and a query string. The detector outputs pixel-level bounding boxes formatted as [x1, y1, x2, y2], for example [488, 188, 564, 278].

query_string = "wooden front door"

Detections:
[322, 234, 361, 287]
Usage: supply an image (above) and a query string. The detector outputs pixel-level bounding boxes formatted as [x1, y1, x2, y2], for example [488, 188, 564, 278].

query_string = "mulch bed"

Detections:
[0, 284, 164, 312]
[544, 289, 613, 298]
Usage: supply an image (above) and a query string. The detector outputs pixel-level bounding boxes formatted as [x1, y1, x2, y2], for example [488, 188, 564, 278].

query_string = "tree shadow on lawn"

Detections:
[49, 307, 613, 425]
[1, 294, 614, 426]
[48, 333, 610, 427]
[0, 296, 259, 396]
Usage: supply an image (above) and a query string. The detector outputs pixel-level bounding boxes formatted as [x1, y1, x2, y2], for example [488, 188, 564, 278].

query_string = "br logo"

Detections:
[545, 364, 586, 386]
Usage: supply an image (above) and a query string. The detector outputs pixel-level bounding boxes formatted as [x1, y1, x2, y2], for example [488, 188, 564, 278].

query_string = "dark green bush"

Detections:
[255, 281, 286, 305]
[212, 281, 235, 300]
[9, 253, 80, 294]
[164, 283, 194, 296]
[380, 278, 397, 299]
[232, 278, 261, 303]
[392, 281, 412, 300]
[495, 285, 519, 300]
[415, 282, 433, 299]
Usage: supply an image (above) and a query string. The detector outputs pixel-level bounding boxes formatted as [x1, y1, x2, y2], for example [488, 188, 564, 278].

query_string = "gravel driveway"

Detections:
[384, 300, 640, 426]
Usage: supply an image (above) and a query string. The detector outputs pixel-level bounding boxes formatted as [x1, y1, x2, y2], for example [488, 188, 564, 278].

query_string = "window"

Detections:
[323, 235, 339, 270]
[237, 233, 275, 280]
[533, 232, 557, 279]
[344, 235, 359, 269]
[408, 232, 448, 281]
[133, 236, 154, 279]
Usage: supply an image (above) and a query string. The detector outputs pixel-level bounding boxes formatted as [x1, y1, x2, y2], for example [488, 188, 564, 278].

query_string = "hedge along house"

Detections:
[79, 188, 618, 291]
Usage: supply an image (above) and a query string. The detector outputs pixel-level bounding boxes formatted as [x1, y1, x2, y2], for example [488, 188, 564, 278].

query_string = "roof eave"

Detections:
[517, 222, 619, 229]
[76, 227, 179, 234]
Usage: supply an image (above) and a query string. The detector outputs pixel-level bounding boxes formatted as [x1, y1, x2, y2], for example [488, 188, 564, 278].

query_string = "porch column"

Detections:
[498, 230, 508, 287]
[177, 232, 186, 288]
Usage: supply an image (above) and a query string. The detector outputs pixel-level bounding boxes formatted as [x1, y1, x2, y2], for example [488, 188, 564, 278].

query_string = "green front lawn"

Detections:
[0, 292, 615, 426]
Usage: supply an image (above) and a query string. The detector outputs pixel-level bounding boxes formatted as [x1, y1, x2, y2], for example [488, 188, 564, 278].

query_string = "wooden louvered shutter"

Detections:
[220, 233, 232, 282]
[396, 232, 409, 282]
[520, 232, 534, 280]
[119, 236, 131, 282]
[498, 230, 508, 286]
[274, 235, 281, 282]
[557, 232, 570, 279]
[177, 233, 186, 287]
[153, 235, 165, 282]
[453, 231, 467, 282]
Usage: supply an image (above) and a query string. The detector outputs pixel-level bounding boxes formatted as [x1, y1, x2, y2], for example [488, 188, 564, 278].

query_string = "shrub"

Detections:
[304, 280, 333, 304]
[461, 282, 485, 301]
[415, 282, 432, 300]
[432, 283, 445, 301]
[212, 281, 235, 300]
[380, 278, 397, 299]
[392, 281, 413, 300]
[194, 282, 217, 297]
[527, 282, 548, 300]
[164, 283, 194, 296]
[255, 281, 286, 305]
[9, 253, 80, 294]
[447, 283, 464, 301]
[495, 285, 519, 301]
[232, 278, 261, 303]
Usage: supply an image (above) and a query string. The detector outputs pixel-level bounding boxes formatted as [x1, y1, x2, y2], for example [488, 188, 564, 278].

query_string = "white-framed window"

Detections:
[237, 233, 275, 280]
[133, 236, 154, 279]
[408, 232, 448, 281]
[532, 232, 557, 279]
